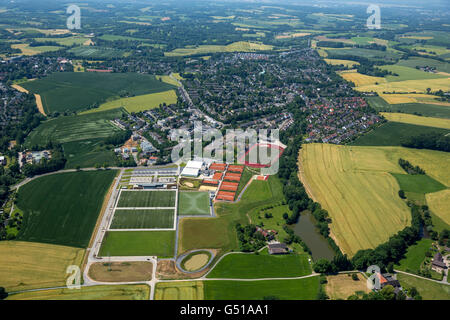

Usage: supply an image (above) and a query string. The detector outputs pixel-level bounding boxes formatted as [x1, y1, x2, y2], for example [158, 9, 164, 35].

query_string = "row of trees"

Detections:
[401, 132, 450, 152]
[278, 102, 353, 272]
[235, 223, 267, 252]
[21, 145, 66, 178]
[398, 158, 425, 175]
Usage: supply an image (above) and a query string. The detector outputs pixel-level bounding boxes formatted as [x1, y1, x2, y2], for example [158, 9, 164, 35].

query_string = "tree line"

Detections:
[401, 132, 450, 152]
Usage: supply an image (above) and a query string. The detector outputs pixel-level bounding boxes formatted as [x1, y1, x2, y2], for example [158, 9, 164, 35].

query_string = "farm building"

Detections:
[268, 243, 289, 255]
[431, 252, 447, 273]
[141, 141, 156, 154]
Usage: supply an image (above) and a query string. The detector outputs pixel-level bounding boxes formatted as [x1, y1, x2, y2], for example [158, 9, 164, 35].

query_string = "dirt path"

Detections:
[297, 148, 316, 201]
[34, 93, 46, 116]
[11, 83, 46, 116]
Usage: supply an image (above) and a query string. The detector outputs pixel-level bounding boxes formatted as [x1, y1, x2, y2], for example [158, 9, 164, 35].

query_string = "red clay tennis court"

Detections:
[223, 175, 240, 182]
[225, 172, 241, 178]
[221, 181, 239, 187]
[203, 179, 219, 185]
[228, 165, 244, 173]
[220, 184, 238, 191]
[216, 191, 235, 201]
[209, 163, 227, 171]
[212, 172, 223, 180]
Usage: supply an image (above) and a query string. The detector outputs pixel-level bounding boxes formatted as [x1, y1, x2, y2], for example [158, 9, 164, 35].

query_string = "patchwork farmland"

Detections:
[299, 143, 411, 256]
[299, 143, 450, 256]
[20, 72, 176, 114]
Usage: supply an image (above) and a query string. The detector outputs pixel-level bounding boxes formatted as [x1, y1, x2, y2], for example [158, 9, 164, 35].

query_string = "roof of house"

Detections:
[268, 243, 288, 254]
[434, 252, 443, 262]
[432, 260, 447, 268]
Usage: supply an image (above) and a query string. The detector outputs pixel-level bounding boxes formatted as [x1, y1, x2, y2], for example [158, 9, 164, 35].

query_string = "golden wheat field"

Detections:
[355, 77, 450, 94]
[326, 273, 370, 300]
[379, 93, 441, 104]
[298, 144, 450, 256]
[338, 70, 386, 87]
[7, 284, 149, 300]
[0, 241, 85, 292]
[324, 59, 360, 67]
[155, 281, 204, 300]
[426, 189, 450, 226]
[381, 113, 450, 129]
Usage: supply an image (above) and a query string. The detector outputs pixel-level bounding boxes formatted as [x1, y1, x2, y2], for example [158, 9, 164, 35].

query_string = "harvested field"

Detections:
[220, 184, 238, 192]
[184, 254, 210, 271]
[155, 281, 204, 300]
[355, 77, 450, 94]
[338, 70, 386, 86]
[299, 143, 411, 256]
[0, 241, 85, 292]
[7, 284, 149, 300]
[88, 261, 153, 282]
[99, 231, 175, 257]
[426, 189, 450, 225]
[381, 112, 450, 129]
[326, 273, 370, 300]
[379, 93, 441, 104]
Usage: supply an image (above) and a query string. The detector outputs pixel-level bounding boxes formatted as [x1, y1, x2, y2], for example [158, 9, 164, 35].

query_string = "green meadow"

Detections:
[395, 238, 433, 274]
[204, 277, 320, 300]
[82, 90, 177, 114]
[391, 173, 447, 194]
[207, 250, 311, 279]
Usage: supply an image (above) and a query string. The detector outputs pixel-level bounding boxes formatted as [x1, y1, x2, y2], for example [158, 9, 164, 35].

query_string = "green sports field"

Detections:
[178, 192, 210, 215]
[99, 231, 175, 257]
[110, 209, 175, 229]
[117, 190, 176, 208]
[204, 277, 320, 300]
[16, 170, 117, 248]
